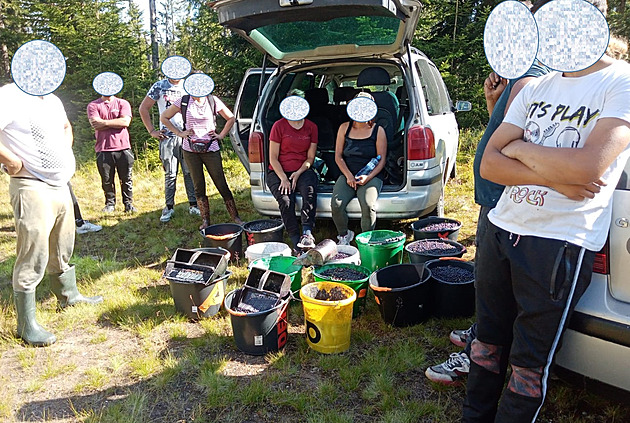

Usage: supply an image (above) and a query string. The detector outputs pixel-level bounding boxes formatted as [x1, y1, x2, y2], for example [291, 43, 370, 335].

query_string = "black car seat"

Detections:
[305, 88, 340, 182]
[332, 86, 359, 130]
[356, 67, 400, 147]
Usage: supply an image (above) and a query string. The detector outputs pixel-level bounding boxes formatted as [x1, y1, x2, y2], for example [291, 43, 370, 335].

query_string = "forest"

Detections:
[1, 0, 629, 165]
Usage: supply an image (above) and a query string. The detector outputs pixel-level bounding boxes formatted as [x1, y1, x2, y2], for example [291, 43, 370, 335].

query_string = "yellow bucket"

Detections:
[300, 281, 357, 354]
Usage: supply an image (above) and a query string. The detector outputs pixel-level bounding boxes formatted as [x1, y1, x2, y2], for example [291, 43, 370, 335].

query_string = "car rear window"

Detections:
[255, 15, 399, 54]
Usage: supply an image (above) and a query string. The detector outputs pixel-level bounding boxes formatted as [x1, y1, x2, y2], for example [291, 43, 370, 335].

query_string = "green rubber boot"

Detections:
[14, 291, 56, 347]
[49, 265, 103, 309]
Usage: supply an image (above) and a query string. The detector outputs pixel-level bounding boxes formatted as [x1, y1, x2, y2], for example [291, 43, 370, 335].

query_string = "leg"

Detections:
[331, 175, 356, 236]
[183, 150, 210, 228]
[356, 177, 382, 232]
[173, 139, 197, 206]
[295, 168, 318, 232]
[267, 170, 299, 246]
[116, 149, 135, 210]
[96, 151, 116, 208]
[68, 182, 84, 225]
[159, 135, 178, 209]
[202, 151, 242, 223]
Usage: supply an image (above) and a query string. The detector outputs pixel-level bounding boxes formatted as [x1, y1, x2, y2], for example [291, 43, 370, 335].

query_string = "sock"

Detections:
[75, 219, 84, 228]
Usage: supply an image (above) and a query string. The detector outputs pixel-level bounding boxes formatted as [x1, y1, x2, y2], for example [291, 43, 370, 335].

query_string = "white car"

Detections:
[213, 0, 468, 219]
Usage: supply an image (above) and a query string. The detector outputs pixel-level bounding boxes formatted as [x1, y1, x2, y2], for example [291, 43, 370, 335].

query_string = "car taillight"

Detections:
[248, 131, 264, 163]
[593, 240, 609, 274]
[407, 125, 436, 160]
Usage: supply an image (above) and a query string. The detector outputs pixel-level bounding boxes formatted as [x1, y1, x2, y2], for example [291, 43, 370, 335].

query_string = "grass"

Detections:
[0, 138, 628, 422]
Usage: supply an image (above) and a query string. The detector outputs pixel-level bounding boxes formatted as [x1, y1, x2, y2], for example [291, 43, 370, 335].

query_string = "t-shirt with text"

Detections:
[87, 97, 132, 152]
[268, 118, 318, 173]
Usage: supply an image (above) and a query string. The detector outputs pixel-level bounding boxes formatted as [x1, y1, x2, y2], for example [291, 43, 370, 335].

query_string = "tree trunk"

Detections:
[149, 0, 158, 70]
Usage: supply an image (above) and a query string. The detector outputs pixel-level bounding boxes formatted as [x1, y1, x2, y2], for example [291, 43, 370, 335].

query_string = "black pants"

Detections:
[183, 150, 234, 202]
[96, 149, 134, 207]
[267, 169, 317, 238]
[67, 182, 83, 226]
[462, 222, 594, 423]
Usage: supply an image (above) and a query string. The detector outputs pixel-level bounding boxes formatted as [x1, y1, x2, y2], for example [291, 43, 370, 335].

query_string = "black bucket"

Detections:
[201, 224, 243, 262]
[243, 219, 285, 246]
[425, 258, 475, 318]
[224, 288, 290, 355]
[368, 264, 433, 327]
[411, 216, 462, 241]
[193, 247, 231, 261]
[405, 238, 466, 265]
[168, 270, 232, 320]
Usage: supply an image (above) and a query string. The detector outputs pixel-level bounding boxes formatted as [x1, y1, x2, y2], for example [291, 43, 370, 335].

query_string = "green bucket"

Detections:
[249, 256, 303, 294]
[312, 263, 371, 318]
[355, 230, 406, 271]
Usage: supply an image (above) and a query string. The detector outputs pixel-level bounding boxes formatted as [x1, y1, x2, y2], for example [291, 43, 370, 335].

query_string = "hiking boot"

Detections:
[189, 205, 201, 216]
[76, 221, 102, 234]
[102, 205, 115, 213]
[160, 207, 174, 222]
[425, 352, 470, 385]
[297, 232, 316, 250]
[450, 326, 474, 348]
[337, 229, 355, 245]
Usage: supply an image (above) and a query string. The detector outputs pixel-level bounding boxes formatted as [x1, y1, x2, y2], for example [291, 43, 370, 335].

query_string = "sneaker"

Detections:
[76, 221, 102, 234]
[297, 232, 316, 249]
[160, 207, 174, 222]
[124, 205, 138, 214]
[337, 229, 355, 245]
[102, 205, 115, 213]
[189, 205, 201, 216]
[450, 326, 473, 348]
[425, 352, 470, 385]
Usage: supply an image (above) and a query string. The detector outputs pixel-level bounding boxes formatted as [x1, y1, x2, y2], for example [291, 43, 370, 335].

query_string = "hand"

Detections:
[552, 180, 604, 201]
[89, 118, 108, 131]
[345, 174, 357, 189]
[500, 140, 525, 159]
[280, 176, 292, 195]
[355, 175, 369, 186]
[289, 171, 302, 191]
[484, 72, 508, 105]
[2, 157, 23, 175]
[178, 129, 193, 139]
[150, 129, 166, 140]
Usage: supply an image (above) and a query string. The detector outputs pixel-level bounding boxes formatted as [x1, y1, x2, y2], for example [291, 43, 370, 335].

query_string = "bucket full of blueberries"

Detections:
[425, 258, 475, 318]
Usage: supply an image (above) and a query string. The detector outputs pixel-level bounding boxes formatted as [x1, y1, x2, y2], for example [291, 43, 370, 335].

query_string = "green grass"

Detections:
[0, 144, 627, 422]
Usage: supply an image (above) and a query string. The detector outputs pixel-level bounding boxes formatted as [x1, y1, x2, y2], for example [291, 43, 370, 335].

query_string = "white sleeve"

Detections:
[0, 85, 13, 131]
[599, 68, 630, 124]
[502, 83, 531, 130]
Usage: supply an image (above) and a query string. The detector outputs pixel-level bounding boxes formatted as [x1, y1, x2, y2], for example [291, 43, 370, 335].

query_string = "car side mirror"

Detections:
[454, 100, 472, 112]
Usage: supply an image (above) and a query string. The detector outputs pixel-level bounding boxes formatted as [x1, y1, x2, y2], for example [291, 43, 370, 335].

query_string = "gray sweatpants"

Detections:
[331, 175, 382, 234]
[159, 135, 196, 207]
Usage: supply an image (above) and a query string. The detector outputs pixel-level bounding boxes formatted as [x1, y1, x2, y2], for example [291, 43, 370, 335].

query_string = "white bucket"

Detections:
[326, 245, 361, 265]
[245, 242, 292, 264]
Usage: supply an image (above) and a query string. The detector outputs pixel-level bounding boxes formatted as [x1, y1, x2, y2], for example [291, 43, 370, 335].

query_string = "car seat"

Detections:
[356, 66, 400, 147]
[305, 88, 340, 182]
[332, 86, 359, 130]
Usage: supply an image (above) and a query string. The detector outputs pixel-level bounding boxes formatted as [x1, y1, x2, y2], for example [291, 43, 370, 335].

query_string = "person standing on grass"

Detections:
[87, 72, 137, 214]
[139, 56, 199, 223]
[463, 0, 630, 421]
[69, 182, 102, 234]
[267, 90, 319, 252]
[160, 72, 243, 229]
[0, 40, 103, 347]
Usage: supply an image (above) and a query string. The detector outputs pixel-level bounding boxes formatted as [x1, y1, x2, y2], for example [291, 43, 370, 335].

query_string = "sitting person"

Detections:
[267, 90, 318, 251]
[331, 92, 387, 244]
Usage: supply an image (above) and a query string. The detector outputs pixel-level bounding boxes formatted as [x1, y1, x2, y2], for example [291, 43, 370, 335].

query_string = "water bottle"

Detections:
[355, 155, 381, 179]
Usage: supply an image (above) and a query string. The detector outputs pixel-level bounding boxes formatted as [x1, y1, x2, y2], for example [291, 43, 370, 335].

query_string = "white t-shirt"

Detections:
[489, 60, 630, 251]
[146, 79, 185, 135]
[0, 83, 75, 186]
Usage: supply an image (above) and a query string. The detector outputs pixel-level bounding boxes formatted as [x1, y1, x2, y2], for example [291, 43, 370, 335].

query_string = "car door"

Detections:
[608, 160, 630, 303]
[229, 68, 274, 172]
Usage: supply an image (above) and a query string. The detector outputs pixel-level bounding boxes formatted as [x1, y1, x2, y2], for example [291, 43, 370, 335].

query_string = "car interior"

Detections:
[260, 62, 410, 192]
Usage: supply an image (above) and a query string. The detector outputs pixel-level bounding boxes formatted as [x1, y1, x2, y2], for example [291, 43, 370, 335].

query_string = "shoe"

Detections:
[189, 205, 201, 216]
[337, 229, 355, 245]
[450, 326, 473, 348]
[297, 232, 316, 249]
[425, 352, 470, 385]
[102, 205, 115, 213]
[76, 221, 102, 234]
[124, 205, 137, 214]
[160, 207, 174, 222]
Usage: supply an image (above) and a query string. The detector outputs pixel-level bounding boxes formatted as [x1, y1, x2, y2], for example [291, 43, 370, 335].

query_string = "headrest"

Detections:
[305, 88, 329, 106]
[333, 86, 359, 104]
[357, 67, 391, 87]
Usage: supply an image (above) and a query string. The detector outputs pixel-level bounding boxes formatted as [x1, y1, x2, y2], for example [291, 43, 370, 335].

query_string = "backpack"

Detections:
[180, 94, 217, 153]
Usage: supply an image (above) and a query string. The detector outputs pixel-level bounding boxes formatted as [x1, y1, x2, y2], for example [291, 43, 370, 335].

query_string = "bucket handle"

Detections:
[263, 301, 290, 337]
[438, 257, 468, 262]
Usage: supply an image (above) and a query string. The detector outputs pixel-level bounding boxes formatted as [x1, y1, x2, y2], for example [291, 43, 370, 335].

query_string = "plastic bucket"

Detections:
[300, 282, 357, 354]
[245, 242, 292, 264]
[312, 263, 371, 318]
[225, 288, 290, 356]
[326, 245, 361, 265]
[405, 238, 466, 265]
[426, 258, 475, 318]
[193, 247, 231, 261]
[355, 230, 405, 271]
[169, 270, 232, 320]
[411, 216, 462, 241]
[243, 219, 285, 246]
[201, 224, 243, 262]
[369, 264, 433, 327]
[249, 256, 303, 294]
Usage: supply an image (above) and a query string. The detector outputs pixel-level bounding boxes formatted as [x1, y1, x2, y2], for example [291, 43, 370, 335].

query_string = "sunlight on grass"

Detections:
[16, 348, 36, 369]
[40, 356, 77, 381]
[86, 391, 149, 423]
[89, 331, 108, 344]
[74, 367, 110, 392]
[150, 350, 182, 389]
[130, 351, 163, 378]
[109, 355, 127, 373]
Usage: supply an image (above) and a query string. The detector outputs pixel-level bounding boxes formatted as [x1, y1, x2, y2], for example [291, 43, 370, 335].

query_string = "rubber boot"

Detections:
[49, 265, 103, 309]
[198, 196, 211, 230]
[224, 198, 243, 225]
[14, 291, 56, 347]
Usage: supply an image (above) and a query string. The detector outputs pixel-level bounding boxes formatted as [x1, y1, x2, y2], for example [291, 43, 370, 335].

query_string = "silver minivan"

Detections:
[213, 0, 465, 219]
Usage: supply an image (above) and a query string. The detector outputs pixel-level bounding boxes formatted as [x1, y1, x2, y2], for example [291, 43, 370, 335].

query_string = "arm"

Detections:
[484, 72, 508, 116]
[357, 126, 387, 186]
[0, 143, 23, 175]
[216, 106, 235, 140]
[89, 115, 131, 131]
[160, 104, 192, 139]
[334, 122, 357, 189]
[138, 96, 166, 140]
[269, 140, 292, 195]
[64, 118, 73, 146]
[503, 77, 534, 117]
